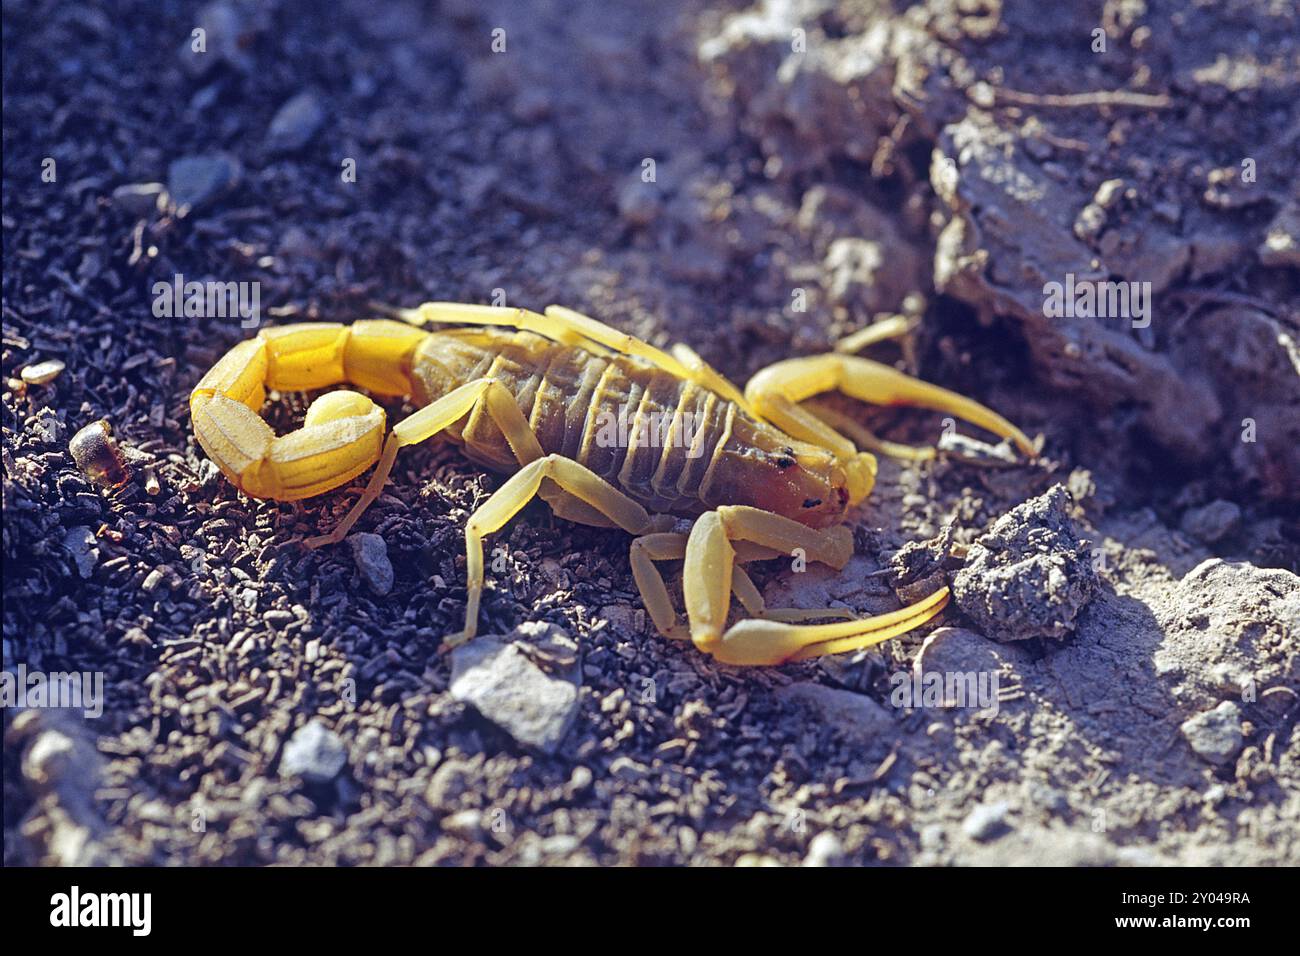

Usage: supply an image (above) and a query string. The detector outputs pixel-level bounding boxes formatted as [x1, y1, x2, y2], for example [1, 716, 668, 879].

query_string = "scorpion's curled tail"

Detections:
[189, 320, 428, 499]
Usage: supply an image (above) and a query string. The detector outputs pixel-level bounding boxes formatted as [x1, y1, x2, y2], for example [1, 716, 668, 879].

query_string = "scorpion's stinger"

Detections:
[305, 376, 548, 550]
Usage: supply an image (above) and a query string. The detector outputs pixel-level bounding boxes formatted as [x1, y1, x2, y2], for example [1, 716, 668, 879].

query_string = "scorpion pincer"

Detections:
[190, 302, 1035, 666]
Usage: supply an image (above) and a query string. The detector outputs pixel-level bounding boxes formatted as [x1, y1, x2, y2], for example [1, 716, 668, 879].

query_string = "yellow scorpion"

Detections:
[190, 303, 1034, 666]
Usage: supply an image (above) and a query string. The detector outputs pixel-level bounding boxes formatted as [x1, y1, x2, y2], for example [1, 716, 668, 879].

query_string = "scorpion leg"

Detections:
[680, 506, 949, 666]
[628, 534, 833, 641]
[444, 454, 674, 648]
[305, 377, 544, 548]
[629, 532, 691, 639]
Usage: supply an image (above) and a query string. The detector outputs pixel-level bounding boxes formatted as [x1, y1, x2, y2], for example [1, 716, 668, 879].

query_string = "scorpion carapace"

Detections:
[191, 302, 1035, 666]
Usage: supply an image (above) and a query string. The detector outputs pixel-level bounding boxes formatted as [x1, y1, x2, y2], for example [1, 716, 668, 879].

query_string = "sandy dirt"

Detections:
[3, 0, 1298, 866]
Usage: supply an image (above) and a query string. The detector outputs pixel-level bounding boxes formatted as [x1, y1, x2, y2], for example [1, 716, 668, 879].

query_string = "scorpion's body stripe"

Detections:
[671, 389, 717, 501]
[649, 381, 697, 510]
[696, 399, 737, 509]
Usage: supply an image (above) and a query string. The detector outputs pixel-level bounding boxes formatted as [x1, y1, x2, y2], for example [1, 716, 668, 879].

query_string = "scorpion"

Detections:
[190, 302, 1035, 666]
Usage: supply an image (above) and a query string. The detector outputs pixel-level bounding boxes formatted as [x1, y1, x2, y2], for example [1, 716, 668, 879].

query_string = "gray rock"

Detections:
[775, 681, 894, 742]
[167, 153, 241, 214]
[821, 234, 924, 316]
[962, 801, 1011, 841]
[180, 2, 259, 77]
[1180, 500, 1242, 544]
[953, 485, 1099, 641]
[1180, 701, 1244, 766]
[803, 831, 845, 867]
[267, 91, 326, 154]
[62, 527, 99, 580]
[449, 633, 581, 755]
[349, 532, 393, 597]
[111, 182, 169, 218]
[915, 626, 1031, 676]
[281, 720, 348, 783]
[1154, 560, 1299, 710]
[31, 408, 65, 444]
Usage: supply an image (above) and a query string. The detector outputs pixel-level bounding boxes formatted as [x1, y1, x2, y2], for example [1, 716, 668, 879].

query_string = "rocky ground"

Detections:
[3, 0, 1297, 866]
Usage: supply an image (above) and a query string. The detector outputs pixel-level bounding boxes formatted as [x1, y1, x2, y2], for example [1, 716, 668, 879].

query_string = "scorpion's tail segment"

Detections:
[743, 353, 1037, 461]
[189, 320, 429, 500]
[306, 377, 550, 550]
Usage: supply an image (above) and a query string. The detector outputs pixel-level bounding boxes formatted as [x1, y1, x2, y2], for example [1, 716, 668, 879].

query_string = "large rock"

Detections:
[953, 485, 1099, 641]
[1153, 559, 1300, 712]
[775, 681, 895, 742]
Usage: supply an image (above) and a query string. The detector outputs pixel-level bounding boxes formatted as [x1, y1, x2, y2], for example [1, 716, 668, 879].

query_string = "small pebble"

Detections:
[21, 360, 65, 385]
[167, 152, 242, 214]
[1074, 202, 1107, 242]
[919, 823, 946, 850]
[111, 182, 169, 218]
[264, 609, 294, 629]
[617, 176, 661, 226]
[1180, 701, 1244, 766]
[266, 91, 326, 153]
[568, 765, 593, 792]
[442, 809, 484, 839]
[1093, 178, 1126, 209]
[280, 720, 347, 783]
[63, 526, 99, 580]
[541, 834, 580, 856]
[962, 801, 1011, 841]
[803, 831, 845, 867]
[349, 532, 394, 596]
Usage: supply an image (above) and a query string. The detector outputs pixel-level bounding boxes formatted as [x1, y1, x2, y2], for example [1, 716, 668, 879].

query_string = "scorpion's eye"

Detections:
[774, 455, 796, 469]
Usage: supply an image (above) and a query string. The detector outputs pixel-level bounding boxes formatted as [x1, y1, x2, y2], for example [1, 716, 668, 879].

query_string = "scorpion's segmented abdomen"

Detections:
[408, 327, 847, 524]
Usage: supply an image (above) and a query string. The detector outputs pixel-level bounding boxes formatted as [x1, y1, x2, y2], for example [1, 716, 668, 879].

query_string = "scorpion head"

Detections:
[709, 418, 877, 528]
